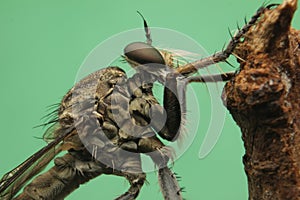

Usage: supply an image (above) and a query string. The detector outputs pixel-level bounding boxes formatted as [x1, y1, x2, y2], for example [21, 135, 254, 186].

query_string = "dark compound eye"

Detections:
[124, 42, 166, 65]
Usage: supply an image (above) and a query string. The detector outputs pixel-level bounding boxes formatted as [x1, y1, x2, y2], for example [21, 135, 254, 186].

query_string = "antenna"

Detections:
[137, 11, 152, 45]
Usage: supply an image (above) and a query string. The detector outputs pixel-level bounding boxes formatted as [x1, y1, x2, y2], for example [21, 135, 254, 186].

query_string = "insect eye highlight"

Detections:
[124, 42, 166, 66]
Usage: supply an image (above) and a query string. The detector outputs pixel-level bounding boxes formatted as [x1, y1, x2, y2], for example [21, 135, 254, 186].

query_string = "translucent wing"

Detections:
[0, 123, 74, 199]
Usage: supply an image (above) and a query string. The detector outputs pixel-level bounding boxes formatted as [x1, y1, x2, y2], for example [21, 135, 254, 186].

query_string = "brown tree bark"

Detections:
[222, 0, 300, 199]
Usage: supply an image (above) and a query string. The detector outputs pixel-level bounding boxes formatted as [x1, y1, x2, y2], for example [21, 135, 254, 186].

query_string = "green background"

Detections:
[0, 1, 299, 200]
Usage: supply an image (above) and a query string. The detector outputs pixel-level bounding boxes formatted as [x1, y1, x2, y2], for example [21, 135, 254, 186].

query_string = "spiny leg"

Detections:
[109, 152, 146, 200]
[114, 172, 146, 200]
[158, 167, 183, 200]
[176, 4, 278, 76]
[186, 72, 235, 83]
[183, 4, 278, 82]
[148, 72, 185, 142]
[138, 136, 183, 200]
[14, 151, 103, 200]
[138, 136, 173, 167]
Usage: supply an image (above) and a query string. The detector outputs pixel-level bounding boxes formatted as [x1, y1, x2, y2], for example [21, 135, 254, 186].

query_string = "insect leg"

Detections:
[149, 73, 183, 142]
[138, 136, 183, 200]
[158, 167, 183, 200]
[138, 136, 174, 167]
[0, 125, 74, 200]
[114, 172, 146, 200]
[186, 72, 235, 83]
[176, 4, 278, 76]
[110, 153, 146, 200]
[14, 152, 103, 200]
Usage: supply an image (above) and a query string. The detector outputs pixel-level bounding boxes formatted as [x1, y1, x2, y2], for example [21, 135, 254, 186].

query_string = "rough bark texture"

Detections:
[222, 0, 300, 199]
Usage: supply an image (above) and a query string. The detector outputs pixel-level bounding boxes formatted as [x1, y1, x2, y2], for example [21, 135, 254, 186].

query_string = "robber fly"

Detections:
[0, 5, 277, 200]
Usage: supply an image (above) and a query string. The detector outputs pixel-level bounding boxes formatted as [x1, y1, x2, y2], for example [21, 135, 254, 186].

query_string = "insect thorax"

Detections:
[56, 66, 166, 155]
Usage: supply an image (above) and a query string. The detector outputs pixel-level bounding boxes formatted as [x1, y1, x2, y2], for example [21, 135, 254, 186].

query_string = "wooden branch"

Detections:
[222, 0, 300, 199]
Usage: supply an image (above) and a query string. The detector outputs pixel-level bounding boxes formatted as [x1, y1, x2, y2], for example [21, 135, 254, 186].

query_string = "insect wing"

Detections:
[0, 123, 73, 199]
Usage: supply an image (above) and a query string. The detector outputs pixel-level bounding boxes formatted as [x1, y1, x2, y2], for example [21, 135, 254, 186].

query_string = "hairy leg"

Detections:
[14, 152, 103, 200]
[114, 171, 146, 200]
[138, 136, 182, 200]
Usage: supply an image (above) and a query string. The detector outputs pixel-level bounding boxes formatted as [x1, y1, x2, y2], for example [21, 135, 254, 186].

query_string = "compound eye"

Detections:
[124, 42, 166, 65]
